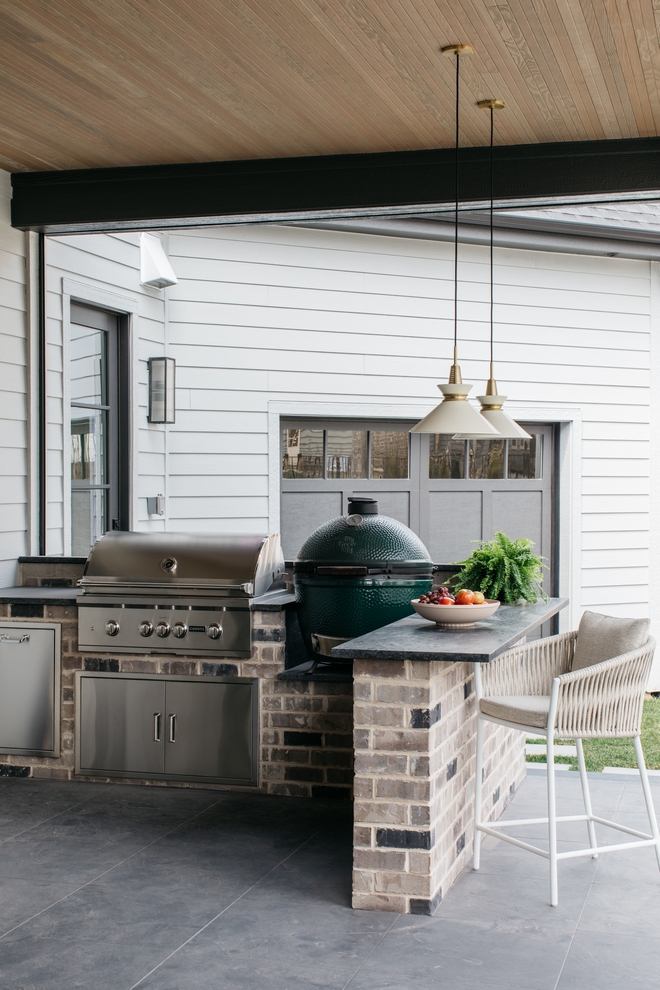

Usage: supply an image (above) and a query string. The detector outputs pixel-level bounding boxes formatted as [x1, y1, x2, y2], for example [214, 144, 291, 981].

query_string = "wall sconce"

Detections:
[146, 495, 165, 516]
[140, 232, 178, 288]
[148, 357, 175, 423]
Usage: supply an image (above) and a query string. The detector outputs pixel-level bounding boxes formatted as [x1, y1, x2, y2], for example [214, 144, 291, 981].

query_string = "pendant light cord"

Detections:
[454, 52, 460, 352]
[489, 106, 494, 368]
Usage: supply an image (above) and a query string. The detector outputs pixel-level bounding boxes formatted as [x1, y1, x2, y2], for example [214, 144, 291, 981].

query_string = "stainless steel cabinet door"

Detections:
[79, 676, 165, 774]
[165, 680, 253, 782]
[0, 626, 58, 755]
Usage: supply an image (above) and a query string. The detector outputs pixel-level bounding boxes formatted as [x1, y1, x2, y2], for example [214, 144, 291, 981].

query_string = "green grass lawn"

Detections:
[526, 696, 660, 772]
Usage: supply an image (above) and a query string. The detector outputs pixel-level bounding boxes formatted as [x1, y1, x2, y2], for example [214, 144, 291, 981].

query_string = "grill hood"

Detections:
[80, 532, 284, 598]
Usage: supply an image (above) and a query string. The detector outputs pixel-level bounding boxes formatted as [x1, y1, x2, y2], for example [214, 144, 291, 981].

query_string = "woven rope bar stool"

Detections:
[473, 613, 660, 906]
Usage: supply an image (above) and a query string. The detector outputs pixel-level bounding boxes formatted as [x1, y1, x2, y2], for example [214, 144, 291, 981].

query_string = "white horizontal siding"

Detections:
[0, 171, 27, 586]
[167, 224, 651, 621]
[42, 222, 653, 645]
[47, 232, 168, 543]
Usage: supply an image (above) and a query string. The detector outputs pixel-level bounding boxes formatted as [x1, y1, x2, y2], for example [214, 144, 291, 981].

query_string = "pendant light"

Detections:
[455, 99, 531, 441]
[411, 45, 498, 437]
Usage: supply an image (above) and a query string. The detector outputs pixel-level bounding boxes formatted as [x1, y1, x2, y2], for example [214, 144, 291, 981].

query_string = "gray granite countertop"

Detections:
[331, 598, 568, 663]
[0, 586, 81, 606]
[249, 589, 296, 611]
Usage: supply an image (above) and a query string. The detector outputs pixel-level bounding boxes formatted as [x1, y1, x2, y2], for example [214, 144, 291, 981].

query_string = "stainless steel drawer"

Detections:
[0, 623, 61, 756]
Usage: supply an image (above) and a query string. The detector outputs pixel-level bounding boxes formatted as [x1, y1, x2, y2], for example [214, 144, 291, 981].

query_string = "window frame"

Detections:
[281, 418, 412, 482]
[68, 302, 130, 554]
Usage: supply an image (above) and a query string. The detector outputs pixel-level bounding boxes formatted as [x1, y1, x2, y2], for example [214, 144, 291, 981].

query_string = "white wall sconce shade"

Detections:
[148, 357, 176, 424]
[140, 232, 178, 288]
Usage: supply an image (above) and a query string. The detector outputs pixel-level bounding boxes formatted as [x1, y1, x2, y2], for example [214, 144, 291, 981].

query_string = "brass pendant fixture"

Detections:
[411, 45, 498, 437]
[455, 99, 531, 441]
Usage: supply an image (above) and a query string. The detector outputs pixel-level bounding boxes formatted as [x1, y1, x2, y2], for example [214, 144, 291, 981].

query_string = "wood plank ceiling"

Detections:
[3, 0, 660, 173]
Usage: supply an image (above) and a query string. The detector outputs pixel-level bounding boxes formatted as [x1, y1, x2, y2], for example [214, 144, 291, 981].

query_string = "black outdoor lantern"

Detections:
[148, 356, 176, 424]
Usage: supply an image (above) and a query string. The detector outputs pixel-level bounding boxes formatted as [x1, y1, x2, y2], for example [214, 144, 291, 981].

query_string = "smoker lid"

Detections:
[80, 532, 283, 594]
[294, 513, 432, 569]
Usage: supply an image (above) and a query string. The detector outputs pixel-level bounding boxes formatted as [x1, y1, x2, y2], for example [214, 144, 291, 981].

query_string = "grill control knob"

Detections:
[105, 619, 120, 637]
[172, 622, 187, 639]
[207, 623, 222, 640]
[155, 621, 171, 638]
[138, 621, 153, 637]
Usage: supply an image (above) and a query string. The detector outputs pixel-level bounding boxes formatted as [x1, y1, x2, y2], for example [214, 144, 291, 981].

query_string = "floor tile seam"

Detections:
[574, 925, 660, 937]
[125, 811, 347, 990]
[0, 930, 202, 947]
[0, 791, 110, 846]
[341, 914, 402, 990]
[0, 794, 234, 942]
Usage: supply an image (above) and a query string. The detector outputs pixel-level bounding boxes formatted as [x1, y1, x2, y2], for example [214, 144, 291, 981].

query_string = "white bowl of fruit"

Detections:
[411, 588, 500, 627]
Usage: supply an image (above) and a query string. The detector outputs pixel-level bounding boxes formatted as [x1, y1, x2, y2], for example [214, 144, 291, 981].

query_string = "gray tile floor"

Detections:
[0, 770, 659, 990]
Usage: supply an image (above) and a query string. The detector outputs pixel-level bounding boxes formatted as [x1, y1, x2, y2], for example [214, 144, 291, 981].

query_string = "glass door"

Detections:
[70, 304, 120, 555]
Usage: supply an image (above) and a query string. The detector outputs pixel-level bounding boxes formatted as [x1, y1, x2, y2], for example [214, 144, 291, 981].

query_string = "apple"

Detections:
[455, 589, 475, 605]
[472, 591, 485, 605]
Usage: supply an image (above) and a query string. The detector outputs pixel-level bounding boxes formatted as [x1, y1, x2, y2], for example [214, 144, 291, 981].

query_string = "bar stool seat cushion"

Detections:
[480, 695, 551, 728]
[572, 611, 649, 671]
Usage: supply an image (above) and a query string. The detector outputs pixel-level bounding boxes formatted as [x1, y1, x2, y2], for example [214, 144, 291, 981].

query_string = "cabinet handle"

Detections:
[153, 712, 161, 742]
[0, 634, 29, 644]
[168, 713, 176, 743]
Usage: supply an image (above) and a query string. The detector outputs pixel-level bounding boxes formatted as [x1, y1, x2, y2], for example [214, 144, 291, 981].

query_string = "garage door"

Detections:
[281, 419, 556, 595]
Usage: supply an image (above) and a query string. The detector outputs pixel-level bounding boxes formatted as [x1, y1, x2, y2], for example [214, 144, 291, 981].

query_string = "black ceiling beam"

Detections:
[11, 135, 660, 234]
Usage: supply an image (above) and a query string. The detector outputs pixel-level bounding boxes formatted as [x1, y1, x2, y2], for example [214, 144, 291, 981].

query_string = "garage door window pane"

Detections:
[429, 436, 465, 479]
[326, 431, 367, 478]
[281, 429, 324, 478]
[508, 436, 542, 479]
[469, 439, 505, 479]
[371, 432, 409, 479]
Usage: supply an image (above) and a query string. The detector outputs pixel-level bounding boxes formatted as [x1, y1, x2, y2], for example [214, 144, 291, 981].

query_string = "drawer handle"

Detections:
[0, 634, 30, 644]
[153, 712, 161, 742]
[168, 713, 177, 743]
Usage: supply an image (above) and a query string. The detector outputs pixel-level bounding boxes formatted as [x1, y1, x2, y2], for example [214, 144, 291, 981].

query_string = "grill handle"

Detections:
[0, 634, 30, 644]
[153, 712, 161, 742]
[168, 713, 177, 743]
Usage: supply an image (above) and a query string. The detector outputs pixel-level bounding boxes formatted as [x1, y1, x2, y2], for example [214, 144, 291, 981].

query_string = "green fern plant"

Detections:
[454, 531, 547, 605]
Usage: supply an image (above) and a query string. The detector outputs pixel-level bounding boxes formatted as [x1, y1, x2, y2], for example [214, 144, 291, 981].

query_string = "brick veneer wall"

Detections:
[0, 604, 353, 797]
[352, 657, 526, 914]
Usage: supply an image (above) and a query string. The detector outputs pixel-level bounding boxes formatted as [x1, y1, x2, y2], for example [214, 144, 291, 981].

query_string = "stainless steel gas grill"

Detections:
[77, 532, 284, 656]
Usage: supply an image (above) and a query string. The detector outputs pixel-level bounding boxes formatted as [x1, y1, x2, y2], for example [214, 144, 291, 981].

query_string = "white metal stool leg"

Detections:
[547, 732, 558, 906]
[473, 715, 484, 870]
[576, 738, 598, 858]
[633, 735, 660, 871]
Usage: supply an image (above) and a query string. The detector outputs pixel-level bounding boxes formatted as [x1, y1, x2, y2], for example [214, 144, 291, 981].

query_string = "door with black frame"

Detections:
[69, 303, 129, 556]
[280, 419, 556, 599]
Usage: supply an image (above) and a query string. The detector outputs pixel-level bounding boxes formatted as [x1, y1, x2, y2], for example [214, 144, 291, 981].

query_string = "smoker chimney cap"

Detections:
[347, 498, 378, 515]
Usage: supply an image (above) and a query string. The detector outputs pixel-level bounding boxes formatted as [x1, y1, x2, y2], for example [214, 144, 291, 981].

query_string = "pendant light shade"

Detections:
[411, 353, 498, 435]
[462, 391, 532, 439]
[455, 99, 530, 441]
[411, 44, 499, 438]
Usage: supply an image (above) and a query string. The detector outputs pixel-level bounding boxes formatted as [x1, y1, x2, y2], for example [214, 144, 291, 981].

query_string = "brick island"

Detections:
[0, 558, 565, 918]
[332, 598, 568, 915]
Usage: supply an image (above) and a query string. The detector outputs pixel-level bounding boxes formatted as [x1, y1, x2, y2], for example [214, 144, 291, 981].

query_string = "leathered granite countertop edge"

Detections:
[0, 586, 295, 611]
[331, 598, 568, 663]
